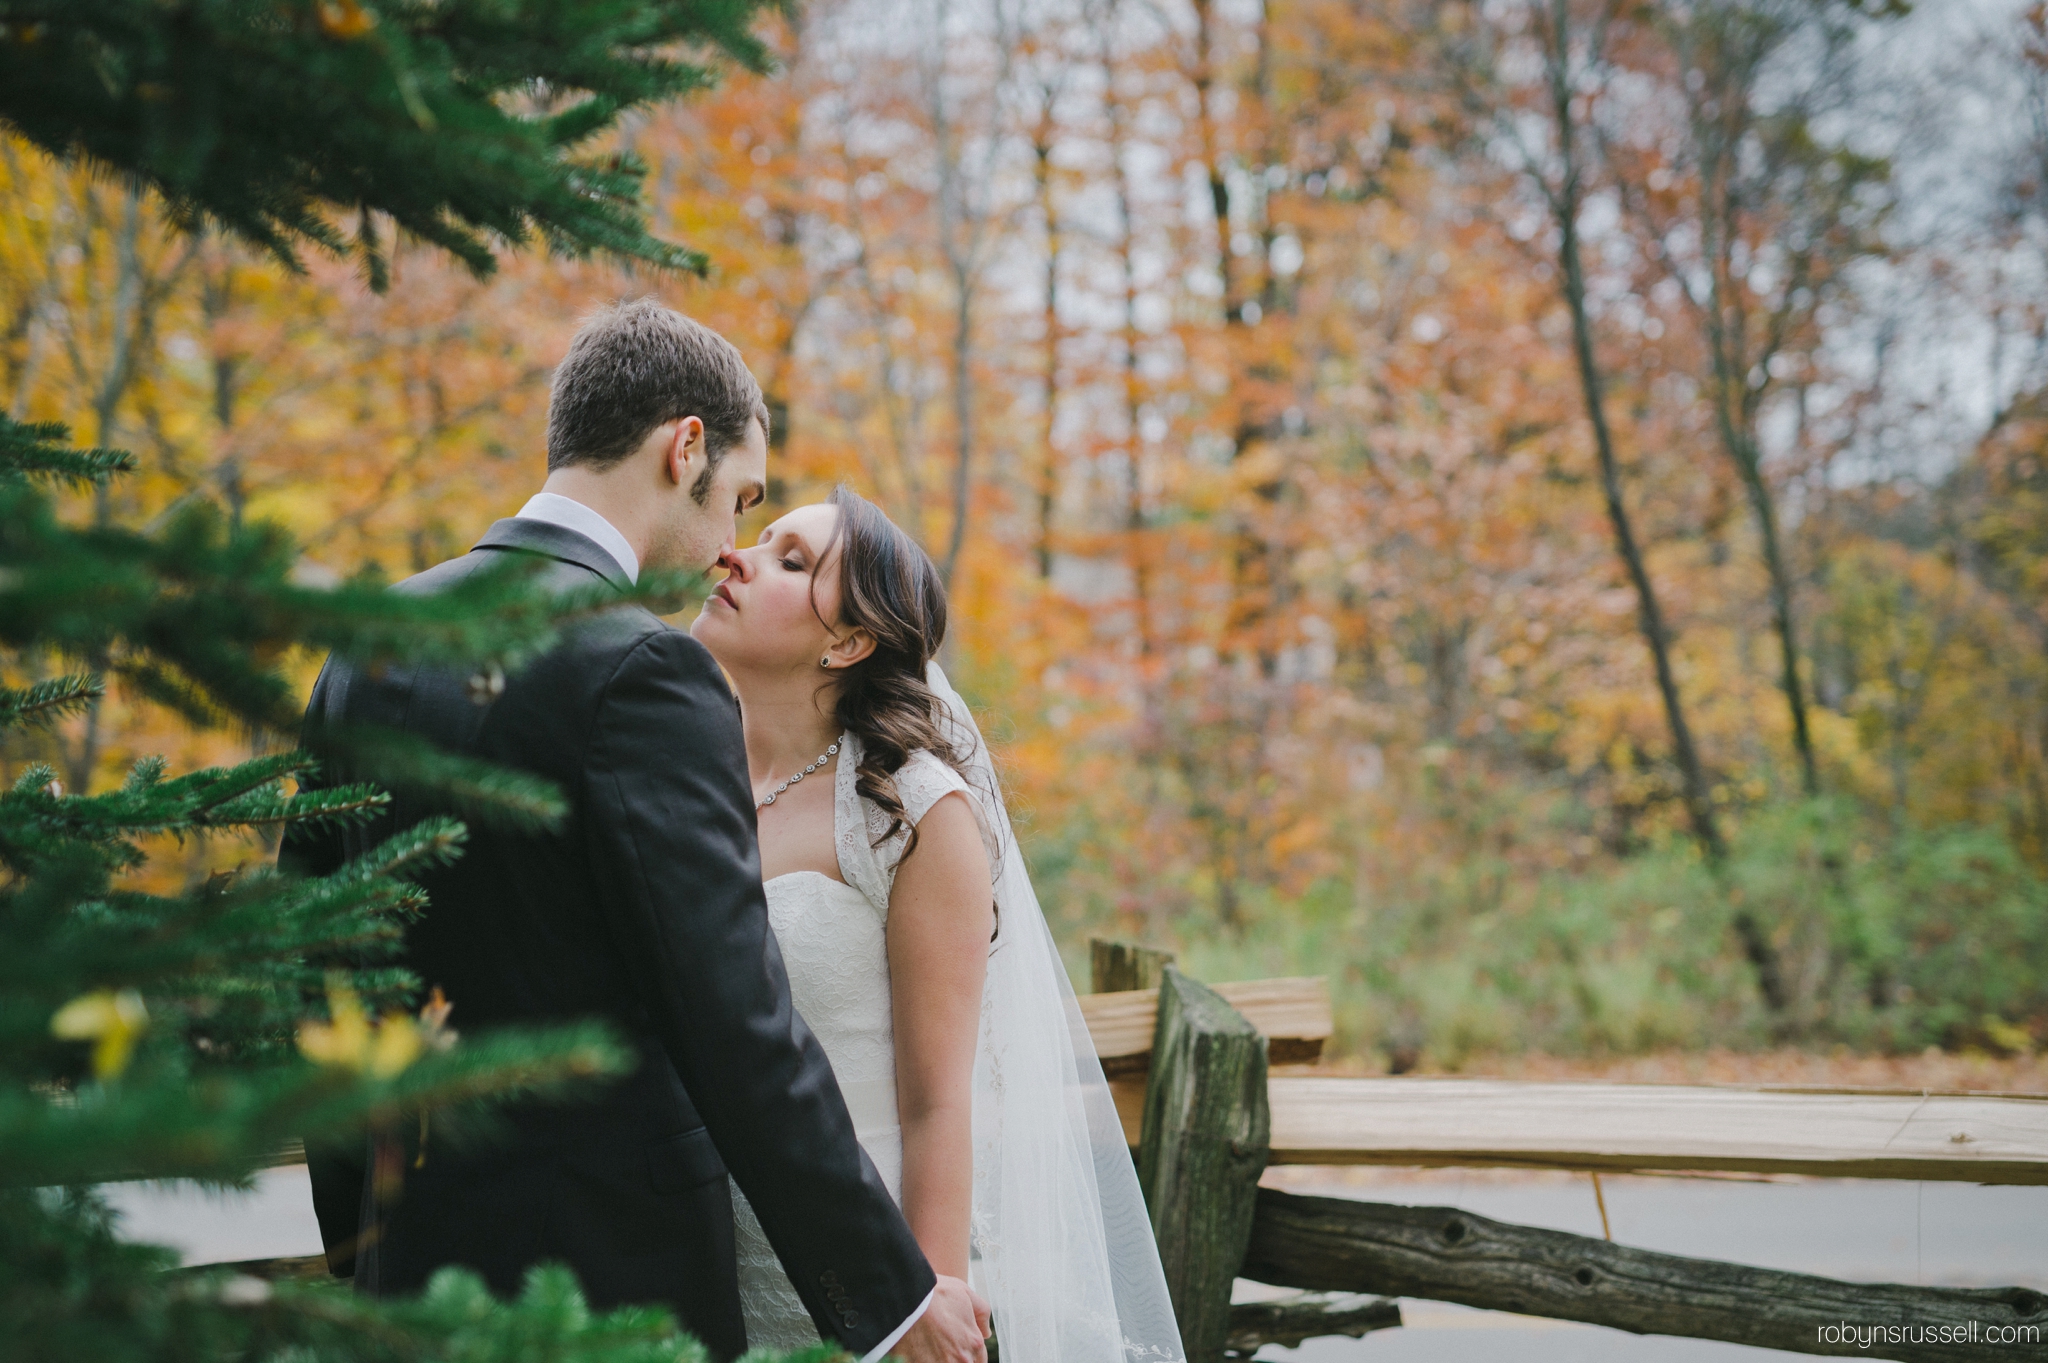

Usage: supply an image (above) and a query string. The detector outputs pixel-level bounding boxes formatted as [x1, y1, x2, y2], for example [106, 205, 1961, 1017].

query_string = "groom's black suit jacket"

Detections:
[284, 517, 933, 1361]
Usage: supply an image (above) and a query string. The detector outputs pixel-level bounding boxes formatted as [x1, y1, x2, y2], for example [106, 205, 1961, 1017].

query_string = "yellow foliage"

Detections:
[298, 979, 425, 1079]
[49, 989, 149, 1080]
[1, 0, 2040, 975]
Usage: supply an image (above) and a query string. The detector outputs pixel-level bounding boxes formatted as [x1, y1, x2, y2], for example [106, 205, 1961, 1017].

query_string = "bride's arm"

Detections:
[887, 790, 996, 1281]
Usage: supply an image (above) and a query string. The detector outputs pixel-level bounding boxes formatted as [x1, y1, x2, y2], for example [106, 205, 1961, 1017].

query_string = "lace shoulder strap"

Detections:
[832, 737, 973, 920]
[832, 730, 891, 916]
[891, 749, 972, 827]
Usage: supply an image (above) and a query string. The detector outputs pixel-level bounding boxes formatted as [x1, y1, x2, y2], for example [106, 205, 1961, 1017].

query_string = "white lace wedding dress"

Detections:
[725, 669, 1185, 1363]
[728, 734, 971, 1351]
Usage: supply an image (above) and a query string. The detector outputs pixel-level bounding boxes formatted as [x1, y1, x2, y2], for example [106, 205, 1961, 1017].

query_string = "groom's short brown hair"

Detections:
[545, 299, 771, 484]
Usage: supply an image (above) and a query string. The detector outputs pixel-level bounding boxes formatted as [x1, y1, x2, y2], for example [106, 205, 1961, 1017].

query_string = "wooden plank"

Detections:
[1110, 1076, 1147, 1147]
[1080, 976, 1332, 1078]
[1081, 989, 1166, 1077]
[1090, 938, 1175, 993]
[1226, 1291, 1402, 1355]
[1264, 1077, 2048, 1184]
[1138, 966, 1271, 1363]
[1241, 1187, 2048, 1362]
[1211, 978, 1334, 1059]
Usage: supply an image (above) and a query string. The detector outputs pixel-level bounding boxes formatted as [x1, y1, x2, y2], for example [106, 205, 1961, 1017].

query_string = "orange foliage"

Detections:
[3, 1, 2042, 1003]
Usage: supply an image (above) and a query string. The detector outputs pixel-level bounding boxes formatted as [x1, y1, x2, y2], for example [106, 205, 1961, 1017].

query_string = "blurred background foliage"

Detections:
[5, 0, 2046, 1069]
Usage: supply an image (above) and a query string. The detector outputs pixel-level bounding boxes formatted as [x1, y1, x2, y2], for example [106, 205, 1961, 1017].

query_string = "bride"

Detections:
[689, 486, 1184, 1362]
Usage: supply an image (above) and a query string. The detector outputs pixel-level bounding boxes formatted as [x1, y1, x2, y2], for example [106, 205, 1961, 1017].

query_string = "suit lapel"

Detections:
[473, 518, 632, 592]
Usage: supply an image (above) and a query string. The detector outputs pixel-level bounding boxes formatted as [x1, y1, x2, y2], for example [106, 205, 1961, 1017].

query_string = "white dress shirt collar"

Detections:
[513, 492, 640, 585]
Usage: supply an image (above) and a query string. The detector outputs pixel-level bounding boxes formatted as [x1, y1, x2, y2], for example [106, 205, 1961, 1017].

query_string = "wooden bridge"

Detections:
[1079, 941, 2048, 1362]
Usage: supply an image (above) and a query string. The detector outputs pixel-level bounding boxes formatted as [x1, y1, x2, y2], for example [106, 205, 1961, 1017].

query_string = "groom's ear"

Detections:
[827, 628, 878, 670]
[663, 416, 707, 485]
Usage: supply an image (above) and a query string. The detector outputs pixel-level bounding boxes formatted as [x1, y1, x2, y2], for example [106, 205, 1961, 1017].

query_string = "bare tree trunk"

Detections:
[201, 237, 247, 527]
[1193, 0, 1237, 324]
[69, 185, 148, 797]
[1033, 96, 1062, 579]
[1535, 0, 1784, 1012]
[1731, 423, 1819, 797]
[1692, 129, 1821, 798]
[925, 0, 1015, 587]
[1211, 1, 1284, 672]
[929, 27, 977, 588]
[941, 265, 974, 587]
[1541, 2, 1718, 859]
[842, 161, 929, 543]
[1627, 2, 1876, 803]
[89, 185, 147, 528]
[1099, 2, 1153, 655]
[1250, 0, 1277, 319]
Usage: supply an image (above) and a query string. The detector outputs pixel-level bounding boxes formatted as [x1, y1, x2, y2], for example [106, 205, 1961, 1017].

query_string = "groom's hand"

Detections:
[890, 1275, 989, 1362]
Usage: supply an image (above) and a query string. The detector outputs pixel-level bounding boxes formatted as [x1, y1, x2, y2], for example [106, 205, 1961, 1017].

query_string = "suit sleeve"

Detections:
[582, 630, 935, 1355]
[279, 660, 349, 882]
[278, 658, 368, 1278]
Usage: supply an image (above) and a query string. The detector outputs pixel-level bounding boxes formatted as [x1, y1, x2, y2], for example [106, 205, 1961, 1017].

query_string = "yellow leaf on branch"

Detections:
[50, 989, 149, 1080]
[299, 977, 424, 1078]
[314, 0, 375, 40]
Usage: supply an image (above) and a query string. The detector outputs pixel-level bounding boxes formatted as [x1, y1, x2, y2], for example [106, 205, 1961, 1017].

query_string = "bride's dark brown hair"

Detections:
[813, 484, 975, 856]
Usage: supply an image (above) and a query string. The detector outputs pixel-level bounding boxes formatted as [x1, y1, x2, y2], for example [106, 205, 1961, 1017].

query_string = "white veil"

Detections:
[925, 661, 1184, 1363]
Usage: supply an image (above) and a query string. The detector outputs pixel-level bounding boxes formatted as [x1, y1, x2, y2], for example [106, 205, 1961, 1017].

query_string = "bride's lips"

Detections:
[712, 580, 738, 611]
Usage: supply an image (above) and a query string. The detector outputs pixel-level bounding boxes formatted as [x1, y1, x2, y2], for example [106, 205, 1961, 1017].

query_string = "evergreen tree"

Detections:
[0, 4, 808, 1360]
[0, 0, 769, 285]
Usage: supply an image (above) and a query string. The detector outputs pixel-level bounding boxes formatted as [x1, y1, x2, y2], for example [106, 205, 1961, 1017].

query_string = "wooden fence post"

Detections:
[1091, 938, 1176, 993]
[1137, 965, 1270, 1362]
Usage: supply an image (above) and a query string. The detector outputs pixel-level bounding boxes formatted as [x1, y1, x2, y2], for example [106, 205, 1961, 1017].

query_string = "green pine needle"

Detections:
[0, 483, 703, 736]
[0, 417, 136, 486]
[0, 2, 774, 289]
[8, 763, 59, 797]
[312, 726, 570, 832]
[0, 675, 102, 732]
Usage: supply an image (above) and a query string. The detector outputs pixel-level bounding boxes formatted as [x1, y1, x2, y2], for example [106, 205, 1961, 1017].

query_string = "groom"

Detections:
[285, 300, 987, 1362]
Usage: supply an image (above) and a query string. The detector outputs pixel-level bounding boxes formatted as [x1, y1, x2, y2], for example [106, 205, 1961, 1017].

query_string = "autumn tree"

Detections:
[1606, 0, 1895, 798]
[10, 0, 2043, 1066]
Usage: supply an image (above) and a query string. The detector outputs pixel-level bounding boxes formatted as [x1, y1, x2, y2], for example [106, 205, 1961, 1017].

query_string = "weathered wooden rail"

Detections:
[1260, 1075, 2048, 1183]
[1080, 973, 2048, 1185]
[245, 943, 2048, 1360]
[1098, 947, 2048, 1362]
[1244, 1188, 2046, 1362]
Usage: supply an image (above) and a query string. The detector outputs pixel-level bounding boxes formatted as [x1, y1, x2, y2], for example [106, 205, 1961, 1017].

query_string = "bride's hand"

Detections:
[890, 1274, 990, 1362]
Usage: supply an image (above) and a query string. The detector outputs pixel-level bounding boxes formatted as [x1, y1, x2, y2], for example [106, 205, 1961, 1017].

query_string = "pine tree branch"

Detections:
[0, 1, 774, 287]
[0, 484, 703, 734]
[0, 1019, 628, 1188]
[0, 752, 360, 859]
[0, 416, 135, 486]
[308, 725, 569, 832]
[0, 675, 103, 732]
[0, 866, 425, 1046]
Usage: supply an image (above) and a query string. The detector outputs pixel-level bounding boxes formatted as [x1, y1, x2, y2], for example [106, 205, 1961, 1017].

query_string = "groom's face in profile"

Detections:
[650, 414, 769, 575]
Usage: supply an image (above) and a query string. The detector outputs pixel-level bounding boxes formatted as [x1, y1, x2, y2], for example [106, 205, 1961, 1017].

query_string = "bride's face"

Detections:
[690, 502, 854, 675]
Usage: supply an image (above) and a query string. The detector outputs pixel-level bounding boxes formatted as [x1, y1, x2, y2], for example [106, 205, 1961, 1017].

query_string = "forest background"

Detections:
[5, 0, 2046, 1073]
